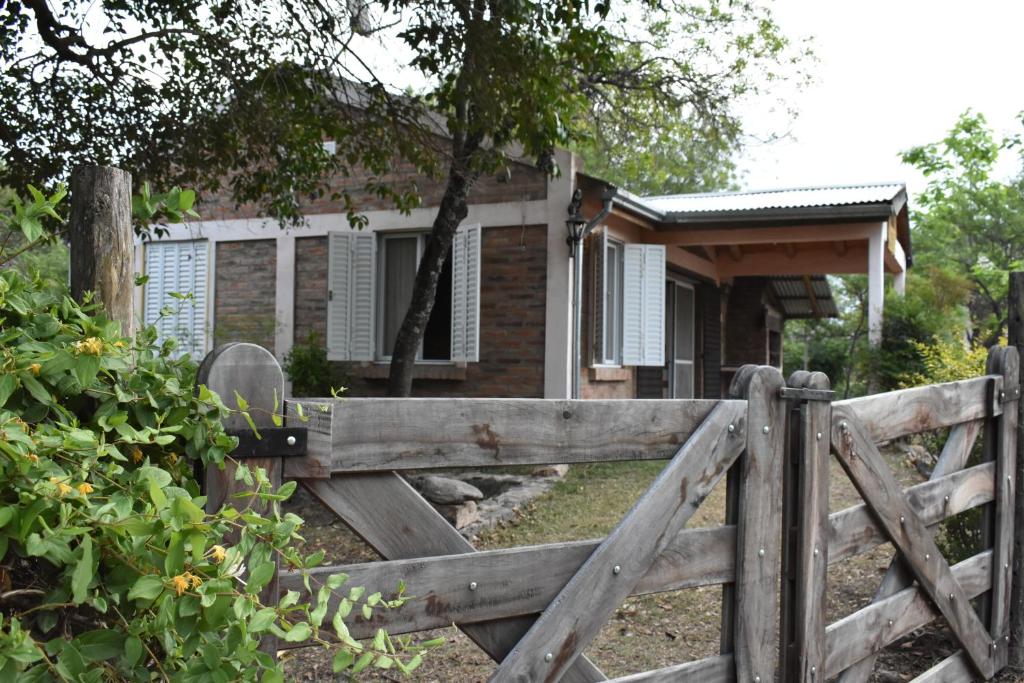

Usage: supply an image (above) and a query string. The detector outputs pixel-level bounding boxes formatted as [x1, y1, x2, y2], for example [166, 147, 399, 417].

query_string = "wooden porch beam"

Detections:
[717, 244, 869, 278]
[643, 222, 880, 247]
[727, 244, 743, 262]
[801, 275, 823, 318]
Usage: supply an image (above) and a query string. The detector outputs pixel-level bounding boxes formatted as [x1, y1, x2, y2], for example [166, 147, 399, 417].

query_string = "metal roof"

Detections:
[769, 276, 839, 319]
[643, 182, 906, 215]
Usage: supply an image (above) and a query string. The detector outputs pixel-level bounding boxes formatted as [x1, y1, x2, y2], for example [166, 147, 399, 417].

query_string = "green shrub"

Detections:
[282, 332, 347, 398]
[0, 186, 434, 680]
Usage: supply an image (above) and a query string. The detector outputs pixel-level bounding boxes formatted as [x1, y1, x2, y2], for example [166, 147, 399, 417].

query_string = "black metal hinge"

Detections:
[226, 427, 308, 459]
[778, 387, 836, 402]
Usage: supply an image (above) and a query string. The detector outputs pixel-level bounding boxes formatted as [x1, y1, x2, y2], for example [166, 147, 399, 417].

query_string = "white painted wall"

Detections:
[543, 149, 576, 399]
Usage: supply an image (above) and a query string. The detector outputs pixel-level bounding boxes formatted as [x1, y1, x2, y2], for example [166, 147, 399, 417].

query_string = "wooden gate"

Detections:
[198, 343, 1021, 682]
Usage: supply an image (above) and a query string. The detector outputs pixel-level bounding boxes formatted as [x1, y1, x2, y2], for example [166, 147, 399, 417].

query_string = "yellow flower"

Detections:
[26, 453, 38, 463]
[49, 477, 72, 497]
[187, 572, 203, 589]
[77, 482, 94, 495]
[166, 453, 178, 465]
[113, 340, 126, 348]
[73, 337, 103, 356]
[208, 545, 227, 564]
[131, 447, 143, 464]
[28, 363, 41, 376]
[170, 574, 190, 596]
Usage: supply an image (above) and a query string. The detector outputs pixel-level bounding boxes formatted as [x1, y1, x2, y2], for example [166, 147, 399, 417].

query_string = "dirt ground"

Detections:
[280, 447, 1022, 682]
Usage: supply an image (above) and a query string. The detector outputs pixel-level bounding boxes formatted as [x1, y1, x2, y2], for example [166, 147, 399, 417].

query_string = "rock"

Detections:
[433, 500, 481, 529]
[410, 475, 484, 505]
[532, 464, 569, 478]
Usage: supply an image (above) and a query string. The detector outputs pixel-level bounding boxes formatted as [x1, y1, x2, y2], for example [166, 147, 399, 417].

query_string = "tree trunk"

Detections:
[386, 151, 477, 397]
[69, 165, 135, 337]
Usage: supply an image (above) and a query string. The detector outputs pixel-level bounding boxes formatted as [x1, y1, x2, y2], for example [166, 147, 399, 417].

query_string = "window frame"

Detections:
[597, 237, 625, 367]
[668, 278, 696, 399]
[375, 231, 453, 364]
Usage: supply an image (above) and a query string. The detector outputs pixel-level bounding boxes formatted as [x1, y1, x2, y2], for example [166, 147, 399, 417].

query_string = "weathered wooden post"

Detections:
[197, 342, 287, 655]
[1007, 271, 1024, 671]
[69, 165, 135, 336]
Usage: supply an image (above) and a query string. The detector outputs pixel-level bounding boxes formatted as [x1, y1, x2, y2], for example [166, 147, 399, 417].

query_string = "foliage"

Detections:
[901, 110, 1024, 344]
[0, 188, 435, 680]
[282, 333, 348, 398]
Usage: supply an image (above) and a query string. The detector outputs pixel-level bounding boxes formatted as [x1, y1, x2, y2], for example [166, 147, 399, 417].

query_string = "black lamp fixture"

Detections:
[565, 188, 587, 249]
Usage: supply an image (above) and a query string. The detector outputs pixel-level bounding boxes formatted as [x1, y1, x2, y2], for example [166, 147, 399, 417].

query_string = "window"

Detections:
[595, 237, 624, 365]
[377, 233, 452, 361]
[326, 225, 480, 363]
[593, 235, 665, 368]
[668, 281, 695, 399]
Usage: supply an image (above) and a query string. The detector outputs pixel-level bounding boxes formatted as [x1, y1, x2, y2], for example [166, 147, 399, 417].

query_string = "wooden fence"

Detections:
[199, 343, 1022, 682]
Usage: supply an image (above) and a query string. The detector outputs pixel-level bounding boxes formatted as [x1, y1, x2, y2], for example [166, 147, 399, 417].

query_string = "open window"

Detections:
[592, 229, 624, 366]
[326, 224, 481, 363]
[594, 237, 665, 368]
[142, 240, 209, 358]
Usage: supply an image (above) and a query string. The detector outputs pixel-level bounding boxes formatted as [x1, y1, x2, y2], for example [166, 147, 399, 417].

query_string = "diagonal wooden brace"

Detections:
[303, 473, 608, 683]
[831, 406, 999, 680]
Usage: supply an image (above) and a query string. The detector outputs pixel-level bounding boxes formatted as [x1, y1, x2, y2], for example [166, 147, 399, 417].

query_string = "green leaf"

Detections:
[249, 608, 277, 633]
[165, 532, 184, 575]
[234, 391, 248, 411]
[74, 630, 123, 662]
[282, 622, 311, 643]
[147, 475, 167, 509]
[0, 374, 17, 408]
[19, 373, 51, 405]
[128, 574, 164, 602]
[247, 562, 275, 594]
[332, 649, 354, 672]
[71, 536, 93, 605]
[123, 637, 143, 667]
[351, 652, 374, 674]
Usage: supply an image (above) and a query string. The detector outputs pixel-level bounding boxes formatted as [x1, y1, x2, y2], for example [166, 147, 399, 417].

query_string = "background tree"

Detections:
[4, 0, 805, 397]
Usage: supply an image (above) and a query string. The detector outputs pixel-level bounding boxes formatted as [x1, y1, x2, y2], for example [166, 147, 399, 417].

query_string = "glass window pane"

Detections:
[381, 237, 418, 356]
[675, 285, 694, 361]
[674, 362, 694, 399]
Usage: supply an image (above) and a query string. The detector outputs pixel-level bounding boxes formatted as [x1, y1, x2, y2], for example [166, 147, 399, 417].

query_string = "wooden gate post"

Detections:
[780, 371, 831, 683]
[197, 342, 285, 655]
[69, 165, 134, 336]
[1007, 271, 1024, 671]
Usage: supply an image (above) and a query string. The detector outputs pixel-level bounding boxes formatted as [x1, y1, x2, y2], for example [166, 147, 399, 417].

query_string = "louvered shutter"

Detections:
[622, 244, 665, 366]
[451, 223, 481, 363]
[591, 228, 607, 365]
[143, 240, 208, 358]
[327, 232, 376, 361]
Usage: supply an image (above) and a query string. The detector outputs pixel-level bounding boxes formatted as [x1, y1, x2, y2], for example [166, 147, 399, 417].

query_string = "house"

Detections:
[134, 148, 910, 399]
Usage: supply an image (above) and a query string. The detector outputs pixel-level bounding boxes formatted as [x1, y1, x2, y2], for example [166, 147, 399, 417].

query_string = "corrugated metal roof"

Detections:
[643, 182, 905, 215]
[769, 276, 839, 319]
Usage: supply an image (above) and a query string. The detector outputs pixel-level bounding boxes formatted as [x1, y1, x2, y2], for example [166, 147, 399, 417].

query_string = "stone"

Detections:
[532, 464, 569, 478]
[410, 475, 484, 505]
[433, 501, 481, 529]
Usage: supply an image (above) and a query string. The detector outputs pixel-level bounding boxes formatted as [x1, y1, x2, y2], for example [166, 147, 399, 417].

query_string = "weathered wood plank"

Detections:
[283, 398, 739, 474]
[605, 654, 734, 682]
[279, 526, 735, 639]
[490, 399, 747, 682]
[908, 651, 975, 683]
[197, 343, 285, 656]
[1008, 272, 1024, 672]
[835, 375, 1001, 443]
[828, 461, 994, 566]
[988, 346, 1019, 671]
[832, 407, 997, 679]
[824, 551, 992, 678]
[301, 474, 608, 683]
[837, 418, 984, 683]
[732, 367, 787, 683]
[792, 372, 831, 683]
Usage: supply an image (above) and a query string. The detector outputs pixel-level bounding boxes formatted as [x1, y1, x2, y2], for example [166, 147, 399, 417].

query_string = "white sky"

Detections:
[737, 0, 1024, 198]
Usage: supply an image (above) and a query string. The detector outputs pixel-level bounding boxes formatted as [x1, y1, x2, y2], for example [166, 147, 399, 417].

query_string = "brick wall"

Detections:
[200, 159, 547, 221]
[214, 240, 277, 353]
[724, 276, 770, 367]
[294, 225, 548, 398]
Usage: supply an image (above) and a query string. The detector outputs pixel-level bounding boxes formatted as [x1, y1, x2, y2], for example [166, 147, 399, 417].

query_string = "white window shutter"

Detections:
[622, 244, 665, 366]
[327, 232, 376, 361]
[143, 240, 208, 358]
[591, 227, 607, 365]
[451, 223, 482, 362]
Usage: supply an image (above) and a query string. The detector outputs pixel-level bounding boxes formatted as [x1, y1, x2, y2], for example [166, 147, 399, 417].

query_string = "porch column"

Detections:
[868, 222, 886, 346]
[893, 238, 907, 297]
[543, 148, 576, 399]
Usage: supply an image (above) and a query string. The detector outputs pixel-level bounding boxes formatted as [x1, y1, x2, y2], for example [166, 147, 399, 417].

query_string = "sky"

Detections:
[737, 0, 1024, 198]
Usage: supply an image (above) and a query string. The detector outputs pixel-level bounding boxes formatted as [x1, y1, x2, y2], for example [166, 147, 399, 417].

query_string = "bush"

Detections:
[0, 186, 433, 680]
[282, 332, 347, 398]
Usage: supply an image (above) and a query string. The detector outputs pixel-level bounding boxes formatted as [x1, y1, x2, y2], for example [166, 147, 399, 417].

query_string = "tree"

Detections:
[901, 110, 1024, 344]
[4, 0, 803, 396]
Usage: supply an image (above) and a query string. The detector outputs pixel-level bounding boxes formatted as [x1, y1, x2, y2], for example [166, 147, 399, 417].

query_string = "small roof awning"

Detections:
[769, 275, 839, 319]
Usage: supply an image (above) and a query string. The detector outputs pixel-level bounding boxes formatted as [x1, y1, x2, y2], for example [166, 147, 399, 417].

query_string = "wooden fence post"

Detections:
[197, 342, 285, 655]
[69, 165, 134, 336]
[1007, 271, 1024, 671]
